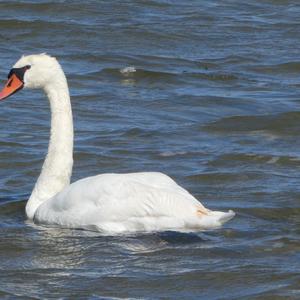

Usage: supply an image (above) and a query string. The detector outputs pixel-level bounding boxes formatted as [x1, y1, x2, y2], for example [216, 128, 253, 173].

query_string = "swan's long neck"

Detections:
[26, 73, 73, 219]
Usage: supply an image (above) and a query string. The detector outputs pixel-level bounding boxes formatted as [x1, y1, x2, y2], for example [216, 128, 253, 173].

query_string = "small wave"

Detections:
[159, 151, 188, 157]
[120, 66, 137, 75]
[187, 171, 265, 183]
[242, 207, 300, 222]
[101, 67, 178, 79]
[207, 153, 300, 167]
[204, 111, 300, 136]
[190, 72, 238, 81]
[121, 127, 159, 138]
[250, 61, 300, 75]
[95, 67, 238, 85]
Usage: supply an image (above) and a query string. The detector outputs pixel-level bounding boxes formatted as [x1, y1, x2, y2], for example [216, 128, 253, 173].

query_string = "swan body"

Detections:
[0, 54, 235, 233]
[34, 172, 234, 232]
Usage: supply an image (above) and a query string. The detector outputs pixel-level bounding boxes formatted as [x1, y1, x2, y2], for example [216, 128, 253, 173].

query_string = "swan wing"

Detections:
[34, 172, 234, 232]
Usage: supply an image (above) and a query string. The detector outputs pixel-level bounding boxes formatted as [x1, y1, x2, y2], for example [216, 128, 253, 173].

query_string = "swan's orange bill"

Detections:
[0, 74, 24, 101]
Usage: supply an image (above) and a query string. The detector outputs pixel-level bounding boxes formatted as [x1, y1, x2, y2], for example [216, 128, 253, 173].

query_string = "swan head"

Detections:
[0, 53, 63, 100]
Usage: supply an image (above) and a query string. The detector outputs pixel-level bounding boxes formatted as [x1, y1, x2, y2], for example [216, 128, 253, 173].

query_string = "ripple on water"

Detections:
[204, 111, 300, 136]
[0, 0, 300, 299]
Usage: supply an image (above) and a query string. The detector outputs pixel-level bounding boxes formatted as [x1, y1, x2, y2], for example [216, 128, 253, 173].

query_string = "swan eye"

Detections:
[7, 65, 31, 81]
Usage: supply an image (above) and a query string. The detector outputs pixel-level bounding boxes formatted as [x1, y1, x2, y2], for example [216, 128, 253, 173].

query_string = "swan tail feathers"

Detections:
[195, 209, 235, 229]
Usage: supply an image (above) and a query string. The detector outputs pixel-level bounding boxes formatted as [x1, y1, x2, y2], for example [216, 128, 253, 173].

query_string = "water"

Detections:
[0, 0, 300, 298]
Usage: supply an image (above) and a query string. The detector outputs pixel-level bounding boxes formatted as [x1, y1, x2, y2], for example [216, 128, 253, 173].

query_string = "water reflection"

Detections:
[29, 226, 90, 270]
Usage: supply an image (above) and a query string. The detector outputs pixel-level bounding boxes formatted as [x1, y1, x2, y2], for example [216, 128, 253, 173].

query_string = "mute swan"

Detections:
[0, 54, 235, 233]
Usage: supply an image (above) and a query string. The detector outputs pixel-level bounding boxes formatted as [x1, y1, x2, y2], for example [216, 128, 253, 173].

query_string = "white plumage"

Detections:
[4, 54, 235, 233]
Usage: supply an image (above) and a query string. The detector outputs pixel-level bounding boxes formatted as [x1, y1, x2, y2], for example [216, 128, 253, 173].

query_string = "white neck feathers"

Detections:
[26, 73, 73, 219]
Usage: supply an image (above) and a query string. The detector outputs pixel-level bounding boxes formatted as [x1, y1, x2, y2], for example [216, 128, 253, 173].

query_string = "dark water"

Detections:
[0, 0, 300, 299]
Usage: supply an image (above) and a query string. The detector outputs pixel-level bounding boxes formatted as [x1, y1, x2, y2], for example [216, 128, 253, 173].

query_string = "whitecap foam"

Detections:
[120, 66, 136, 75]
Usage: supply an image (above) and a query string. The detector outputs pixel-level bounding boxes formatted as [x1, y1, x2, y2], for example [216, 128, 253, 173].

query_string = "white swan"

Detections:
[0, 54, 235, 233]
